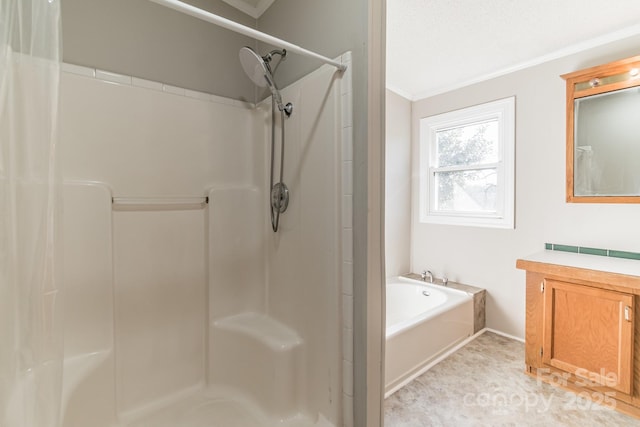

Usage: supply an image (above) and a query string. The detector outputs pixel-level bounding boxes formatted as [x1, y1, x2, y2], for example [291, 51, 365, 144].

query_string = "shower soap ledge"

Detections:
[213, 312, 303, 352]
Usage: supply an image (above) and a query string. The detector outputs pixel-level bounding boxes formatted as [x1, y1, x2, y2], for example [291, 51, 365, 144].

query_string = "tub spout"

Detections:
[421, 270, 433, 283]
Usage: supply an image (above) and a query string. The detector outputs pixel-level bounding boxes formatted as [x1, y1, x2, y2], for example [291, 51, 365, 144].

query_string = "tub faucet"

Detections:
[442, 277, 449, 286]
[421, 270, 433, 283]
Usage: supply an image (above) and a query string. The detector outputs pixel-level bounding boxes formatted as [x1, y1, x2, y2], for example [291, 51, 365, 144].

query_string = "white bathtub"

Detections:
[385, 276, 474, 396]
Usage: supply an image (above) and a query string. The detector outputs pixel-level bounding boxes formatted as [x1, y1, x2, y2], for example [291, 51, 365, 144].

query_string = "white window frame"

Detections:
[419, 97, 515, 229]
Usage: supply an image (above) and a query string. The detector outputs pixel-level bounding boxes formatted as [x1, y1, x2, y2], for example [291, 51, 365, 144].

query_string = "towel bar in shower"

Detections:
[112, 196, 208, 211]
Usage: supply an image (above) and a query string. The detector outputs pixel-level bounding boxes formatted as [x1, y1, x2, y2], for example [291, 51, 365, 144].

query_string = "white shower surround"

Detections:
[59, 52, 352, 427]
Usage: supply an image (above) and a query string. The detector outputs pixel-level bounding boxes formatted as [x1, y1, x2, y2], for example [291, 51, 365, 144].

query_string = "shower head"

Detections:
[239, 46, 285, 112]
[239, 46, 271, 87]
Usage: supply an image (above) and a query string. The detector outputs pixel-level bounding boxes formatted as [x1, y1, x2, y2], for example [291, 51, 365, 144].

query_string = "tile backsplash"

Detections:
[545, 243, 640, 261]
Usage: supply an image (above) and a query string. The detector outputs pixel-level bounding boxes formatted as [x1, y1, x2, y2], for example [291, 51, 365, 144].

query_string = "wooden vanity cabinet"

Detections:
[543, 279, 633, 394]
[517, 257, 640, 417]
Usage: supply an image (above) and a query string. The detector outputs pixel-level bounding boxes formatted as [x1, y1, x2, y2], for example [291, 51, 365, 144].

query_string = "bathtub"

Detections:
[385, 276, 474, 396]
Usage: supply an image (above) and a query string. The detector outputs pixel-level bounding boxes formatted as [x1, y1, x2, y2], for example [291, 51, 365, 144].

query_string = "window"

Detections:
[419, 97, 515, 228]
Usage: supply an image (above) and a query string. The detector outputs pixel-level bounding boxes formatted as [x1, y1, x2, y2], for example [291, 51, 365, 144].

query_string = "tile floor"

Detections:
[384, 332, 639, 426]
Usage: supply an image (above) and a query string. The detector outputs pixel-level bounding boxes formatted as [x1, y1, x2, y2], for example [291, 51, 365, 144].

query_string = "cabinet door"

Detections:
[543, 279, 634, 394]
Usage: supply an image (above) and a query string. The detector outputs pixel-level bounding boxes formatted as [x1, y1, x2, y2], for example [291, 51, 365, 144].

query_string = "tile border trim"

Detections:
[61, 62, 254, 109]
[544, 243, 640, 261]
[338, 50, 354, 427]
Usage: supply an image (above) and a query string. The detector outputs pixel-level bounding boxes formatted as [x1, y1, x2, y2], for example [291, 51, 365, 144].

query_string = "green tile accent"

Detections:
[608, 250, 640, 261]
[578, 247, 608, 256]
[545, 243, 640, 261]
[553, 244, 579, 253]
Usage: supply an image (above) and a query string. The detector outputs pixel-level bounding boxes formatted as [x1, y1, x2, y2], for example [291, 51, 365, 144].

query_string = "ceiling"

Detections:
[220, 0, 274, 19]
[387, 0, 640, 101]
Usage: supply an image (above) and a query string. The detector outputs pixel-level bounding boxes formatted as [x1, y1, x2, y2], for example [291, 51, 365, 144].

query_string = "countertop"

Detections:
[517, 250, 640, 278]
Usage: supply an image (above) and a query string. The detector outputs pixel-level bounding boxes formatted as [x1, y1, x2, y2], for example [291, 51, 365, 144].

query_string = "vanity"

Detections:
[517, 250, 640, 417]
[514, 54, 640, 416]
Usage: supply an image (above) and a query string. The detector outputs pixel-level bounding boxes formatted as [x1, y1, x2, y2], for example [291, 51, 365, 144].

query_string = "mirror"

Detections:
[562, 55, 640, 203]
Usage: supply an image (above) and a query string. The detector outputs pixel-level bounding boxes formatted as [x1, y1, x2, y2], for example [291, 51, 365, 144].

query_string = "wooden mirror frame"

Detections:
[562, 55, 640, 203]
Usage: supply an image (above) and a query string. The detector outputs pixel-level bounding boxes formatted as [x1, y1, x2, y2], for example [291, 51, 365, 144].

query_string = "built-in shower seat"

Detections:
[210, 312, 304, 420]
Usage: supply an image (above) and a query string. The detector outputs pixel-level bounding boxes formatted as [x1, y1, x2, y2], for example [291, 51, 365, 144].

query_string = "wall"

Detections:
[257, 0, 365, 89]
[384, 90, 411, 277]
[62, 0, 257, 100]
[258, 2, 376, 426]
[62, 0, 371, 112]
[410, 34, 640, 339]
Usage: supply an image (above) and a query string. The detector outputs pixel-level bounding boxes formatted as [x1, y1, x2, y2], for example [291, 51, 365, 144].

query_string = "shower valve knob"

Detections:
[283, 102, 293, 117]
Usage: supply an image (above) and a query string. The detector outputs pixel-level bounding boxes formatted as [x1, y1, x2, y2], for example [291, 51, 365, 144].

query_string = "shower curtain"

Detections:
[0, 0, 63, 426]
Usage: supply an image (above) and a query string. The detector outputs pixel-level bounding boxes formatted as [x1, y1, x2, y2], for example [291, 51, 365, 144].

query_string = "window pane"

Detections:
[435, 168, 497, 212]
[436, 120, 498, 167]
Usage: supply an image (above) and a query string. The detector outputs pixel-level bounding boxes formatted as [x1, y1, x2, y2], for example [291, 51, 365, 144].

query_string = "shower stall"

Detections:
[1, 1, 354, 426]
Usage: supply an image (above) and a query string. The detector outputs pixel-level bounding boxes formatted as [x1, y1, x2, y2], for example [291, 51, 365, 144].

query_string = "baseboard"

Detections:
[482, 327, 525, 343]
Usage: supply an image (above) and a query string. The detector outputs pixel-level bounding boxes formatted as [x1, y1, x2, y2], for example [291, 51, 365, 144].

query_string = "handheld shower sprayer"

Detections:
[239, 46, 293, 232]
